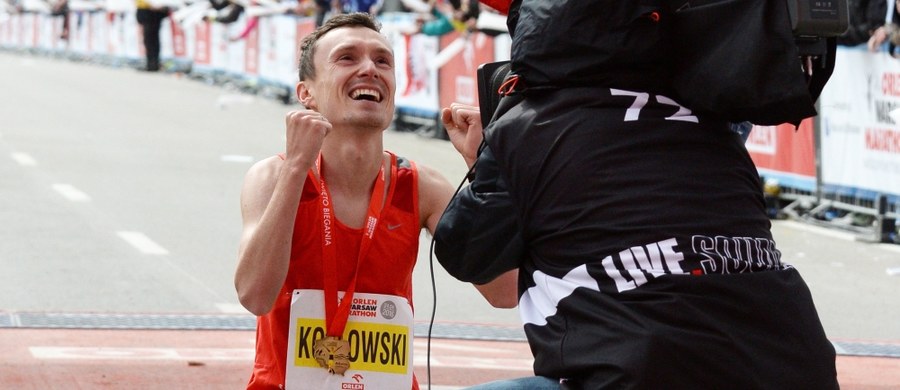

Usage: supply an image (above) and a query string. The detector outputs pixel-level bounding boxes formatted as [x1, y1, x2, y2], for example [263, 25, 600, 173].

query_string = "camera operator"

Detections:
[434, 1, 839, 389]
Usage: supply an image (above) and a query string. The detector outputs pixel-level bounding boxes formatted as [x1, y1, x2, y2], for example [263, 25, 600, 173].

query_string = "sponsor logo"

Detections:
[350, 297, 378, 318]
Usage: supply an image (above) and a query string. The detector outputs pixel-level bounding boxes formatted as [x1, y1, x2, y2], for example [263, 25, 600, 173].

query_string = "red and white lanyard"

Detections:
[313, 153, 393, 338]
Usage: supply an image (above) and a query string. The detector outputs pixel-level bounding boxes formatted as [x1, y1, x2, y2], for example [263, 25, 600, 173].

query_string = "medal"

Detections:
[313, 336, 351, 375]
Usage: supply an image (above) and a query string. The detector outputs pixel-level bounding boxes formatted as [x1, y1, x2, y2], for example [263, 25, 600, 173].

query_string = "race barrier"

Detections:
[1, 8, 896, 242]
[0, 6, 508, 122]
[748, 46, 899, 242]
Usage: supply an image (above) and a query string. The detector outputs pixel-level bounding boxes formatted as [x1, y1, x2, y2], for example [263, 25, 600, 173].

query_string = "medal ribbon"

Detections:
[314, 153, 394, 338]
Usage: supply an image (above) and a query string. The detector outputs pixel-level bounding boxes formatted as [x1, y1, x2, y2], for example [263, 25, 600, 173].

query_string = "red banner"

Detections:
[244, 24, 259, 75]
[193, 21, 210, 65]
[438, 32, 495, 110]
[747, 119, 816, 178]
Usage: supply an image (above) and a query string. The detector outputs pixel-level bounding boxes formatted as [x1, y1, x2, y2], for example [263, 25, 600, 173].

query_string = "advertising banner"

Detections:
[747, 120, 817, 192]
[69, 12, 90, 56]
[381, 13, 439, 118]
[437, 31, 494, 109]
[818, 48, 900, 198]
[256, 15, 304, 88]
[242, 19, 259, 76]
[224, 17, 247, 78]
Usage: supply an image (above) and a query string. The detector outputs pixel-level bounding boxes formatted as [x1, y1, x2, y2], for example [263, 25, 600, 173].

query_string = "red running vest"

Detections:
[247, 154, 421, 390]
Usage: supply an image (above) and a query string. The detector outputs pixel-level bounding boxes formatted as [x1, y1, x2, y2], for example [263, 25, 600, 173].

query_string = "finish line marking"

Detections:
[29, 347, 253, 361]
[27, 342, 534, 372]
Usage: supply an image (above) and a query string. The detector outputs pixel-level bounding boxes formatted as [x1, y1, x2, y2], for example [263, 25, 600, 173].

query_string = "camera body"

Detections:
[789, 0, 849, 38]
[789, 0, 849, 56]
[476, 0, 851, 127]
[476, 61, 511, 130]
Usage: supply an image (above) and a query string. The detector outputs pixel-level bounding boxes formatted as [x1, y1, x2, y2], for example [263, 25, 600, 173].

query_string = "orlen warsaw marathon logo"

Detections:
[350, 297, 396, 319]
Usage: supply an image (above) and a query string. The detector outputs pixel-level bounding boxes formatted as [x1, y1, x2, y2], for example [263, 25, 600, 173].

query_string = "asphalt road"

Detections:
[0, 50, 897, 345]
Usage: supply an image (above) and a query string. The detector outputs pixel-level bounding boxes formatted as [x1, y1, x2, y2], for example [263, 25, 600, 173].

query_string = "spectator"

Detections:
[839, 0, 888, 46]
[50, 0, 69, 40]
[868, 0, 900, 55]
[380, 0, 411, 12]
[135, 0, 169, 72]
[311, 0, 334, 27]
[207, 0, 244, 24]
[338, 0, 382, 15]
[408, 0, 477, 36]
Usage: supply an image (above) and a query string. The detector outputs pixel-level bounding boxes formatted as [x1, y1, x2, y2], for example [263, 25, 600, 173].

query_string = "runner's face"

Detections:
[301, 27, 396, 131]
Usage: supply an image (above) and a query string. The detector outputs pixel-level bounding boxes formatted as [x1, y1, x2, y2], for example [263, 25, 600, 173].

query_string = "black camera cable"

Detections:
[425, 138, 485, 390]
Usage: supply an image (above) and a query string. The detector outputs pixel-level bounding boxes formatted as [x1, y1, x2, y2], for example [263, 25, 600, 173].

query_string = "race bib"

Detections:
[285, 289, 414, 390]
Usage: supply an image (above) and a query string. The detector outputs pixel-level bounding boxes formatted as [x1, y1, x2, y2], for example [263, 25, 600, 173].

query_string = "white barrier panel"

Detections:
[225, 16, 247, 78]
[191, 20, 230, 76]
[90, 10, 106, 56]
[382, 13, 439, 118]
[107, 13, 130, 60]
[69, 12, 91, 56]
[21, 12, 36, 49]
[0, 15, 9, 46]
[122, 12, 140, 61]
[159, 12, 174, 60]
[243, 19, 259, 76]
[819, 47, 900, 198]
[255, 14, 303, 88]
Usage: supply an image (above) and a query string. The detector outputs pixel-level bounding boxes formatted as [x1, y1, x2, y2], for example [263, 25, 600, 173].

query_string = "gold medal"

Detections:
[313, 336, 351, 375]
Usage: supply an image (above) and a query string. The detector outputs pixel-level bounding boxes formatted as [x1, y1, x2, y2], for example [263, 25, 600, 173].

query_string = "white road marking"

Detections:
[422, 342, 519, 354]
[215, 303, 250, 314]
[51, 183, 91, 202]
[220, 154, 254, 163]
[116, 231, 169, 255]
[887, 267, 900, 276]
[216, 94, 255, 109]
[777, 220, 856, 241]
[779, 221, 900, 261]
[11, 152, 37, 166]
[878, 243, 900, 254]
[413, 354, 533, 371]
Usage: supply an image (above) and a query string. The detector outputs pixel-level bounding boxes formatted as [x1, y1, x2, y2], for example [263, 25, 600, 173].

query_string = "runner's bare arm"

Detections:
[235, 157, 304, 315]
[235, 110, 329, 315]
[418, 163, 455, 235]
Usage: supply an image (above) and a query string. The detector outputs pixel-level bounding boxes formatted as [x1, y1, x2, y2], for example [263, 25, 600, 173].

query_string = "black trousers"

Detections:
[136, 9, 168, 70]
